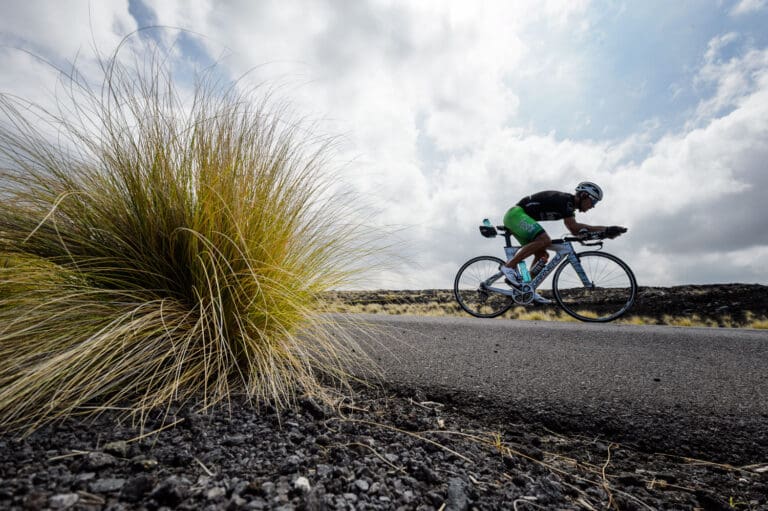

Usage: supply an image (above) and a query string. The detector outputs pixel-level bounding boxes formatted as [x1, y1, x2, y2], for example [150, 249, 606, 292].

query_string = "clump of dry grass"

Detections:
[743, 312, 768, 330]
[0, 43, 370, 433]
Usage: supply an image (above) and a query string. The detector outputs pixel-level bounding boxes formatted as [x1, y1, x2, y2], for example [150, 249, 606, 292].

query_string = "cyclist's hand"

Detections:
[605, 226, 627, 239]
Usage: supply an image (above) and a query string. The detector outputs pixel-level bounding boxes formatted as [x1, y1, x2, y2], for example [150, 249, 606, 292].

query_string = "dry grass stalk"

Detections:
[0, 41, 372, 433]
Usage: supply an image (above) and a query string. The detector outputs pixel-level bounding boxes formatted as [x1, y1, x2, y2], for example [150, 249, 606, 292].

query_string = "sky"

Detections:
[1, 0, 768, 289]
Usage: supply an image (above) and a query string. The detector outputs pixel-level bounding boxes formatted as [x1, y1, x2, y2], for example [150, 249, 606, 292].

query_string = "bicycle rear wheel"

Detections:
[552, 251, 637, 322]
[454, 256, 514, 318]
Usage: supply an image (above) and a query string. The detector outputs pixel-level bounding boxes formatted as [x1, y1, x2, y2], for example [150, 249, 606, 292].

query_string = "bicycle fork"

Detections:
[567, 253, 594, 288]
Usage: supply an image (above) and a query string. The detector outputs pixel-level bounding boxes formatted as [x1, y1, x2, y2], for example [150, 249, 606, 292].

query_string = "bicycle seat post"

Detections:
[499, 227, 521, 264]
[498, 227, 513, 248]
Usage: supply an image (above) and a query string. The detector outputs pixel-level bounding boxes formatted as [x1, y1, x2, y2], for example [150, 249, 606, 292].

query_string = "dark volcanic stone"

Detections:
[89, 477, 125, 493]
[445, 478, 470, 511]
[150, 476, 189, 506]
[120, 475, 155, 502]
[83, 452, 116, 471]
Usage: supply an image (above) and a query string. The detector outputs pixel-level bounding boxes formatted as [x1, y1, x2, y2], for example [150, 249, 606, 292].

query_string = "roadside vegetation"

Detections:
[326, 290, 768, 329]
[0, 42, 371, 433]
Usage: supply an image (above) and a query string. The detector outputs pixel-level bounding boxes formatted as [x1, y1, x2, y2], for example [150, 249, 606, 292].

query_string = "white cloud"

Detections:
[0, 0, 134, 59]
[730, 0, 767, 16]
[405, 34, 768, 287]
[0, 1, 140, 115]
[2, 1, 768, 288]
[694, 34, 768, 122]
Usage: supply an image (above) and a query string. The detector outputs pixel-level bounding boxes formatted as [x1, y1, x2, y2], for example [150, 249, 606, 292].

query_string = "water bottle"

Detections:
[517, 261, 531, 283]
[482, 218, 492, 227]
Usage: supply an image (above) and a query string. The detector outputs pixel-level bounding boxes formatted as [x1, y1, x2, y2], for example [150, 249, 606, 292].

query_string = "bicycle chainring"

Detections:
[513, 284, 535, 305]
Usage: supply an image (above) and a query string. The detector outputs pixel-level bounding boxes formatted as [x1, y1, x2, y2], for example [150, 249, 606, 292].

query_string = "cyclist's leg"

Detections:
[502, 207, 550, 268]
[532, 249, 549, 267]
[508, 232, 551, 267]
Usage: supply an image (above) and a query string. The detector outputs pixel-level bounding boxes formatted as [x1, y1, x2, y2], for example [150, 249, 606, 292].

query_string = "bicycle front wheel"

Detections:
[552, 251, 637, 322]
[454, 256, 514, 318]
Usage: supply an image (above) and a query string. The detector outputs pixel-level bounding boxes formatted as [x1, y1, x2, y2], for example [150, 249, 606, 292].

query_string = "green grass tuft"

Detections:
[0, 43, 371, 433]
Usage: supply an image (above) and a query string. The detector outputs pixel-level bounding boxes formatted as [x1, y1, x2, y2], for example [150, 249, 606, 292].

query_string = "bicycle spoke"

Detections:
[553, 252, 637, 322]
[454, 256, 514, 318]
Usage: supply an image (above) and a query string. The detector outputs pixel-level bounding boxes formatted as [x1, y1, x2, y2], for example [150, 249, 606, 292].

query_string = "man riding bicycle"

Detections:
[500, 182, 627, 298]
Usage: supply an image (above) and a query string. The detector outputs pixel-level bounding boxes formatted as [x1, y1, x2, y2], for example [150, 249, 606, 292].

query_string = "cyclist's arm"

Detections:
[563, 216, 606, 235]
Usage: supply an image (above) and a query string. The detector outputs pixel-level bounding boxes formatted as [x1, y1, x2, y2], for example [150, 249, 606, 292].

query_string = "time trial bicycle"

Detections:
[453, 223, 637, 322]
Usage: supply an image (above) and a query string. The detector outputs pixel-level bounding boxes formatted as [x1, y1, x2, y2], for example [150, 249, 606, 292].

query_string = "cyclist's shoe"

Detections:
[533, 292, 552, 305]
[500, 266, 521, 287]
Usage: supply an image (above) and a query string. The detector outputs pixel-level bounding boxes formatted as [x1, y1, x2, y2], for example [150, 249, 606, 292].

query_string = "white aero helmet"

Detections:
[575, 181, 603, 202]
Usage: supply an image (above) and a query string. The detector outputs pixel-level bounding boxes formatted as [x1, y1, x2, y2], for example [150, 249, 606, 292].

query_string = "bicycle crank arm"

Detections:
[484, 285, 535, 304]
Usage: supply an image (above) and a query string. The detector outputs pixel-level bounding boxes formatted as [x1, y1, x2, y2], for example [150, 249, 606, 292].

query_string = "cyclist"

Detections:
[500, 182, 626, 300]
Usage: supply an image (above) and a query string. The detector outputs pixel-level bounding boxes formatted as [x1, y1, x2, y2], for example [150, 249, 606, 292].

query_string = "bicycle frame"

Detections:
[456, 224, 636, 321]
[482, 235, 594, 304]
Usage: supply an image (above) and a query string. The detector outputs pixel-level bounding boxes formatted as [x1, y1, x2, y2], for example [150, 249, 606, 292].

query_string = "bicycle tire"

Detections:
[454, 256, 514, 318]
[552, 251, 637, 322]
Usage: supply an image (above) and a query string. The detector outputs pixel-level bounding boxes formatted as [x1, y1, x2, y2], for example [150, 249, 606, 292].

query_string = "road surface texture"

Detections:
[350, 314, 768, 464]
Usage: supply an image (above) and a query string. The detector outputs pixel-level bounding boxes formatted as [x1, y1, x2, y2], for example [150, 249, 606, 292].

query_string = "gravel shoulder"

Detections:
[1, 382, 767, 510]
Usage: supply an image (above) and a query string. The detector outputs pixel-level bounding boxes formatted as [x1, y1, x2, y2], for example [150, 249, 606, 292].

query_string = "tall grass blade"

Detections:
[0, 41, 371, 433]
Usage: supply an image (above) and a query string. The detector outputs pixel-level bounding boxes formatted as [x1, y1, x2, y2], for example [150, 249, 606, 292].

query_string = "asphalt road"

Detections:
[339, 314, 768, 461]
